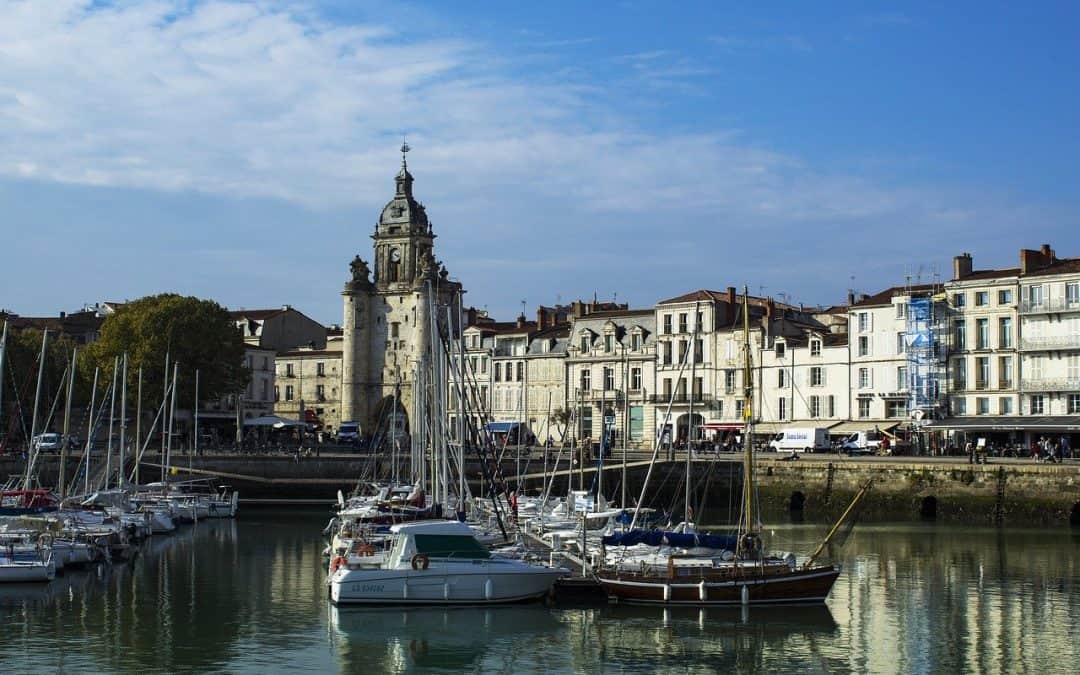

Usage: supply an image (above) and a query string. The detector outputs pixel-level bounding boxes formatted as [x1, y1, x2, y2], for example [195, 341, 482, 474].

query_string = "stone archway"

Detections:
[370, 395, 410, 451]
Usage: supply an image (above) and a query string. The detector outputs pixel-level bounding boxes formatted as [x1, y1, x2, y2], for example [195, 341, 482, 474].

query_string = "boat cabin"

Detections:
[387, 521, 492, 565]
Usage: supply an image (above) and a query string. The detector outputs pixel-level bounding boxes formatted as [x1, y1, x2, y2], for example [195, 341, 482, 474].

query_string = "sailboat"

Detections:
[595, 288, 850, 605]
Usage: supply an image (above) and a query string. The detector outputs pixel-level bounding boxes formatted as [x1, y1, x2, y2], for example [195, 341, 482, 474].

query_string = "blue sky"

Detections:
[2, 1, 1078, 323]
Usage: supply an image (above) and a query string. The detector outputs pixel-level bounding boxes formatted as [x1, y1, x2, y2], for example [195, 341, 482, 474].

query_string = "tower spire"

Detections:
[401, 136, 410, 170]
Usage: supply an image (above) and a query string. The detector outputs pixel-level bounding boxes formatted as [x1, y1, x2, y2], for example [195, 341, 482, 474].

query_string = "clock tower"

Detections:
[341, 147, 462, 439]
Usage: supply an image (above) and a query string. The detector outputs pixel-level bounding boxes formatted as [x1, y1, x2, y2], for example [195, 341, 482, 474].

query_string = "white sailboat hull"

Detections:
[330, 561, 565, 605]
[0, 560, 56, 583]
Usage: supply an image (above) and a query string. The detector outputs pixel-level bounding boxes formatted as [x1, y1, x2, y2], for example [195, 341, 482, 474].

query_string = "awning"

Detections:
[751, 422, 785, 435]
[700, 423, 743, 431]
[243, 415, 306, 428]
[924, 416, 1080, 432]
[828, 421, 899, 435]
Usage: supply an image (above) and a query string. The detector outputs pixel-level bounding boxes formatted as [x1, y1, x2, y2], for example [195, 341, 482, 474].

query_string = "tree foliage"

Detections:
[0, 326, 79, 441]
[83, 294, 249, 410]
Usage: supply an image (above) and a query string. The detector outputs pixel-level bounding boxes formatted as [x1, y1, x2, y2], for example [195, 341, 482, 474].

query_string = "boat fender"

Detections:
[663, 584, 671, 602]
[484, 578, 493, 600]
[444, 582, 451, 600]
[411, 554, 430, 571]
[698, 580, 708, 601]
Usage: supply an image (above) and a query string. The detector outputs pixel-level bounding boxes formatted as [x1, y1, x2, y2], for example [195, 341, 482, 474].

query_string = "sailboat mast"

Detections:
[59, 346, 77, 498]
[24, 329, 49, 491]
[105, 356, 118, 490]
[119, 354, 128, 489]
[135, 367, 142, 485]
[84, 366, 99, 494]
[686, 301, 699, 524]
[0, 321, 7, 434]
[741, 286, 757, 542]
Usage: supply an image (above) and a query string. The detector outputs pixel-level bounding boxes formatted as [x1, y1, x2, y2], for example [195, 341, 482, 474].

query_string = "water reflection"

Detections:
[0, 510, 1076, 674]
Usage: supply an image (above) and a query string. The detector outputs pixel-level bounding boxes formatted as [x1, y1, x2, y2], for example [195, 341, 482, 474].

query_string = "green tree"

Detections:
[549, 407, 573, 442]
[0, 326, 80, 443]
[83, 294, 249, 413]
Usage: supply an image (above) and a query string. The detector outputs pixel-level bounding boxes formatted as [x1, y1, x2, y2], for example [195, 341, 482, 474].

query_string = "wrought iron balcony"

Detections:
[1020, 377, 1080, 392]
[1019, 297, 1080, 314]
[1019, 335, 1080, 351]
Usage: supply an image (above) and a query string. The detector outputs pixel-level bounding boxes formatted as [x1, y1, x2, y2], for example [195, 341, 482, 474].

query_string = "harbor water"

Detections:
[1, 508, 1076, 674]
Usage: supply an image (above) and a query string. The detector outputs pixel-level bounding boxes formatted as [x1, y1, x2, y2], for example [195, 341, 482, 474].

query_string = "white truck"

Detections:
[768, 427, 831, 454]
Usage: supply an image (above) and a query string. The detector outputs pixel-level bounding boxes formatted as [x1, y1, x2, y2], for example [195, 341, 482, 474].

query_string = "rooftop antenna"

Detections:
[400, 136, 410, 169]
[520, 299, 527, 318]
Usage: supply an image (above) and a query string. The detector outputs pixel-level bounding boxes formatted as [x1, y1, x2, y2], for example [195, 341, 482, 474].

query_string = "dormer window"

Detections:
[631, 333, 641, 351]
[580, 335, 589, 353]
[605, 334, 613, 352]
[810, 339, 821, 356]
[775, 342, 786, 358]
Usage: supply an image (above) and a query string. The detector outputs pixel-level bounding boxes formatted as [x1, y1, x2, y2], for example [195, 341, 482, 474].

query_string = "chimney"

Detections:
[516, 313, 526, 329]
[572, 301, 585, 319]
[1020, 244, 1056, 274]
[953, 253, 973, 280]
[59, 311, 66, 319]
[727, 286, 736, 306]
[847, 290, 855, 306]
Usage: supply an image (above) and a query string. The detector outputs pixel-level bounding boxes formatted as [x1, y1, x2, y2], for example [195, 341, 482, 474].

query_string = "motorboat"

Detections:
[329, 520, 567, 605]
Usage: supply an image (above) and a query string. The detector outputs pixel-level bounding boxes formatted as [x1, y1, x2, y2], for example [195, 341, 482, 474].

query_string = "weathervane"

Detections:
[401, 135, 410, 169]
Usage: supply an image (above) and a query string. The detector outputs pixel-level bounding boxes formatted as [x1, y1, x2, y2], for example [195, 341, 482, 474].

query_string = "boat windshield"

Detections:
[413, 534, 491, 560]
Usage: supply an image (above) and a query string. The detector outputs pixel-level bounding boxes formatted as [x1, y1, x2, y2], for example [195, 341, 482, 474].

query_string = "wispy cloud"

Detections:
[0, 0, 1059, 318]
[709, 34, 813, 52]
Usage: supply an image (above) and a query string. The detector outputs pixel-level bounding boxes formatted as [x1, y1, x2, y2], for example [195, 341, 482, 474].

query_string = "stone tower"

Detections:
[341, 153, 462, 436]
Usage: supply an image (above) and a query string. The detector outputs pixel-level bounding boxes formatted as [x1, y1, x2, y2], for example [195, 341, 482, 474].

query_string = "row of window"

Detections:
[275, 384, 332, 402]
[661, 311, 704, 335]
[494, 361, 525, 382]
[953, 317, 1013, 351]
[580, 367, 643, 391]
[280, 362, 330, 377]
[953, 289, 1015, 308]
[932, 394, 1077, 416]
[580, 332, 643, 354]
[658, 339, 705, 365]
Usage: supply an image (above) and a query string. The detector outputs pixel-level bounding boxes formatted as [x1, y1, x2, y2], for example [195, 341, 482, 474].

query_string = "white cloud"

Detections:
[0, 0, 1068, 318]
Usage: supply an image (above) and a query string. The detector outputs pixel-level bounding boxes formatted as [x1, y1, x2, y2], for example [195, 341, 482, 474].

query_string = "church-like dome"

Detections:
[378, 164, 429, 232]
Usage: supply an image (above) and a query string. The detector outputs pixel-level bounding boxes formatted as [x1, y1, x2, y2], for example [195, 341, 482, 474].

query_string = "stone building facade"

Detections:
[340, 158, 462, 437]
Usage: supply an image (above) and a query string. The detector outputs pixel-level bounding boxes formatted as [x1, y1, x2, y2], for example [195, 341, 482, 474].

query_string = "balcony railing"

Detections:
[648, 393, 714, 404]
[1020, 297, 1080, 314]
[1019, 335, 1080, 351]
[1020, 377, 1080, 392]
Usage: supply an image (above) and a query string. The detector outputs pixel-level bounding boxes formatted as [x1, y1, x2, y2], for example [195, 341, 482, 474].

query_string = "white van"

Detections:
[337, 422, 361, 444]
[768, 427, 831, 454]
[840, 430, 883, 456]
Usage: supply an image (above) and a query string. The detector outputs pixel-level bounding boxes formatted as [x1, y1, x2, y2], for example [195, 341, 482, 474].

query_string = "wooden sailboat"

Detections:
[595, 288, 852, 606]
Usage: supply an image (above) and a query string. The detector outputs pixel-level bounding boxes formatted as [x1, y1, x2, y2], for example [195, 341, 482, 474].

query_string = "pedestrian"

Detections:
[1061, 435, 1071, 460]
[966, 440, 974, 464]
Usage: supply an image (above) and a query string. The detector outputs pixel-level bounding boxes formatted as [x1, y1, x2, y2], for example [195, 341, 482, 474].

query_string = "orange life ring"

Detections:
[331, 555, 346, 573]
[410, 553, 430, 571]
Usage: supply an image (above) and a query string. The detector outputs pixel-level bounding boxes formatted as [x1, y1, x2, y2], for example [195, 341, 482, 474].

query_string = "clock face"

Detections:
[389, 248, 401, 262]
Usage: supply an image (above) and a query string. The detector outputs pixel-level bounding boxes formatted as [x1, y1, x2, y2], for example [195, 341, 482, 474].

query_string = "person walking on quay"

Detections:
[966, 440, 975, 465]
[1061, 435, 1071, 460]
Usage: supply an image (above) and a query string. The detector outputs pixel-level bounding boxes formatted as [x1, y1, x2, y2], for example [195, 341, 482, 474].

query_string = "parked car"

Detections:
[337, 422, 361, 445]
[32, 433, 63, 452]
